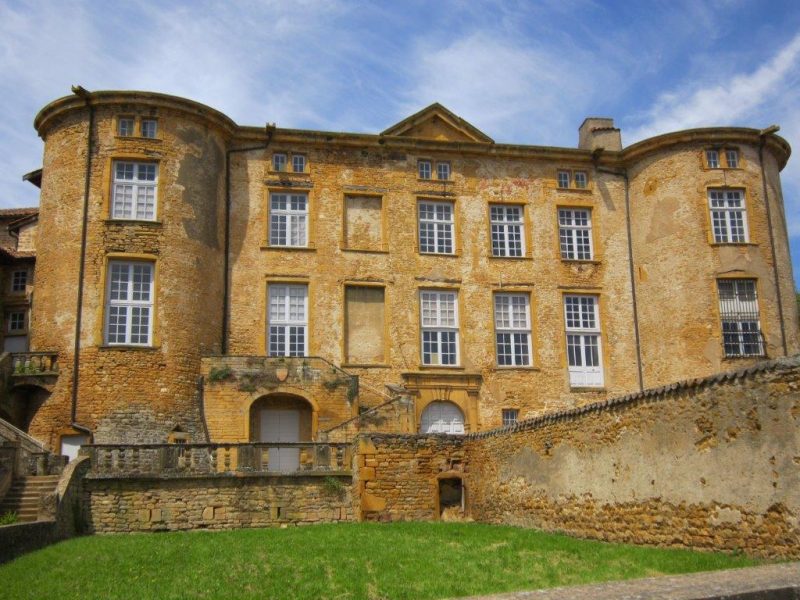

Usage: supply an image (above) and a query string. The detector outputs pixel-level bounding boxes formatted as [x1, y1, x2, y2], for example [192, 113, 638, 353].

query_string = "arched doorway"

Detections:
[249, 394, 313, 472]
[4, 384, 50, 433]
[420, 401, 465, 434]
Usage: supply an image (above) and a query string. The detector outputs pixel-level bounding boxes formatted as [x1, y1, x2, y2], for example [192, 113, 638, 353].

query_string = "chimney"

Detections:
[578, 117, 622, 151]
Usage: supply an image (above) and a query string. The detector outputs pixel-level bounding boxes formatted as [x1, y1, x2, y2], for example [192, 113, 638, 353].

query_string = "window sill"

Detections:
[5, 332, 27, 337]
[418, 251, 460, 257]
[340, 247, 389, 254]
[417, 365, 465, 370]
[555, 187, 593, 194]
[703, 166, 742, 171]
[104, 219, 162, 226]
[493, 366, 540, 372]
[260, 245, 317, 252]
[722, 354, 766, 361]
[709, 242, 757, 247]
[268, 170, 309, 176]
[99, 345, 161, 351]
[341, 363, 390, 369]
[570, 386, 606, 392]
[561, 259, 601, 265]
[488, 255, 532, 260]
[417, 178, 452, 183]
[115, 136, 162, 143]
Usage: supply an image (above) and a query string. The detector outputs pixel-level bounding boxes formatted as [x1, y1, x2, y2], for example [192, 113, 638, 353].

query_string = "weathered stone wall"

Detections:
[354, 434, 466, 521]
[464, 356, 800, 558]
[83, 473, 353, 533]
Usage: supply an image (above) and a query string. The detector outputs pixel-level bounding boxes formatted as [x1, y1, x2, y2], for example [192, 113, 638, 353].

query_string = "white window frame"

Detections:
[494, 293, 532, 367]
[418, 160, 432, 180]
[140, 119, 158, 139]
[418, 201, 455, 254]
[573, 171, 587, 189]
[7, 311, 25, 334]
[436, 162, 451, 181]
[292, 154, 306, 173]
[558, 208, 593, 261]
[272, 153, 287, 172]
[490, 205, 525, 257]
[118, 117, 135, 137]
[706, 149, 720, 168]
[111, 161, 158, 221]
[564, 295, 603, 387]
[104, 261, 154, 346]
[268, 284, 308, 357]
[269, 193, 308, 247]
[420, 290, 459, 366]
[10, 270, 27, 293]
[725, 149, 739, 168]
[557, 170, 570, 189]
[709, 189, 748, 244]
[718, 279, 764, 357]
[501, 408, 519, 426]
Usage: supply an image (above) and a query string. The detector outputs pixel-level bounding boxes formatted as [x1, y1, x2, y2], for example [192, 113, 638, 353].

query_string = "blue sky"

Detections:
[1, 0, 799, 285]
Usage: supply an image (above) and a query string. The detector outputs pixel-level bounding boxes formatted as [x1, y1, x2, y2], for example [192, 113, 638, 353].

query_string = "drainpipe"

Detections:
[221, 124, 275, 354]
[595, 158, 645, 392]
[69, 85, 94, 437]
[758, 125, 788, 356]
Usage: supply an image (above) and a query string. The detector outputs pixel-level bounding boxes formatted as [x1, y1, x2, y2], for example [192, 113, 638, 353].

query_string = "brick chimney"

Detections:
[578, 117, 622, 151]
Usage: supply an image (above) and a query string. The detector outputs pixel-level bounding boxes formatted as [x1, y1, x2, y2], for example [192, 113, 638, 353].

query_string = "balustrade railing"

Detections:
[82, 442, 352, 477]
[11, 352, 58, 375]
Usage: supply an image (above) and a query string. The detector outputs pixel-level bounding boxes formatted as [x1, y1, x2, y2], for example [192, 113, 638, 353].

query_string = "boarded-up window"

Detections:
[344, 196, 383, 250]
[345, 286, 385, 364]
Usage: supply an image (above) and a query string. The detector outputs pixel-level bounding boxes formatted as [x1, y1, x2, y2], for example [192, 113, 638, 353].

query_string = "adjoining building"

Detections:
[8, 89, 797, 458]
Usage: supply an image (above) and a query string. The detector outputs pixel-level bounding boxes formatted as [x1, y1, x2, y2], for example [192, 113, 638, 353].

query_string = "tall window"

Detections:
[418, 201, 454, 254]
[718, 279, 764, 357]
[709, 189, 748, 243]
[502, 409, 519, 426]
[272, 153, 287, 172]
[557, 171, 570, 189]
[268, 284, 308, 357]
[564, 295, 603, 387]
[436, 162, 451, 181]
[418, 160, 432, 179]
[292, 154, 306, 173]
[558, 208, 593, 260]
[573, 171, 587, 189]
[494, 293, 531, 366]
[105, 262, 154, 346]
[706, 149, 720, 168]
[490, 205, 524, 257]
[7, 311, 25, 333]
[111, 161, 158, 220]
[725, 149, 739, 168]
[11, 270, 27, 293]
[269, 193, 308, 247]
[140, 119, 158, 139]
[118, 118, 134, 136]
[420, 290, 459, 366]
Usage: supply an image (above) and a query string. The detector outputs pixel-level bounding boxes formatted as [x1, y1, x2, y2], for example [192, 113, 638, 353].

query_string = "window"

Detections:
[494, 293, 531, 366]
[558, 208, 593, 260]
[269, 193, 308, 247]
[706, 150, 720, 169]
[7, 311, 25, 333]
[418, 201, 454, 254]
[292, 154, 306, 173]
[708, 189, 748, 243]
[105, 262, 154, 346]
[11, 270, 27, 293]
[436, 162, 451, 181]
[725, 149, 739, 168]
[111, 161, 158, 220]
[140, 119, 157, 139]
[272, 153, 287, 172]
[418, 160, 432, 180]
[502, 409, 519, 426]
[718, 279, 764, 357]
[557, 171, 570, 189]
[574, 171, 587, 189]
[706, 148, 740, 168]
[564, 295, 603, 387]
[268, 284, 307, 357]
[118, 118, 134, 137]
[490, 205, 524, 257]
[420, 290, 459, 366]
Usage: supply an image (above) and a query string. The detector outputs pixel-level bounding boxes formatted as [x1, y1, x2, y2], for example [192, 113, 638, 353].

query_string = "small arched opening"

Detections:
[5, 384, 50, 433]
[419, 401, 465, 435]
[249, 393, 314, 472]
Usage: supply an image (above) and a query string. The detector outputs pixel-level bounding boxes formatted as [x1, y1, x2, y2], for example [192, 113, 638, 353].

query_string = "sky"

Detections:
[1, 0, 799, 285]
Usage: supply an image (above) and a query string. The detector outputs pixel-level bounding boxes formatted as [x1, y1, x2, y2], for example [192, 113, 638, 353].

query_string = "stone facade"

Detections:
[16, 89, 800, 452]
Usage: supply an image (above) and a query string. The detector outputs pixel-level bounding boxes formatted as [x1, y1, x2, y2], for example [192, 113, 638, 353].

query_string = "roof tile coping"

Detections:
[468, 354, 800, 440]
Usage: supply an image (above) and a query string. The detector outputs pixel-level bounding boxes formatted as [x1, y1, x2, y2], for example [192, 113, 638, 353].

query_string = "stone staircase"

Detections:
[0, 475, 60, 522]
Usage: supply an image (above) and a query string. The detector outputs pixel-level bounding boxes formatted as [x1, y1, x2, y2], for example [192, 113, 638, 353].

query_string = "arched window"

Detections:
[420, 401, 465, 435]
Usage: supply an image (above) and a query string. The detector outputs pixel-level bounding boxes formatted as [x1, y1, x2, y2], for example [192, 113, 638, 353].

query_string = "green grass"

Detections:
[0, 522, 759, 600]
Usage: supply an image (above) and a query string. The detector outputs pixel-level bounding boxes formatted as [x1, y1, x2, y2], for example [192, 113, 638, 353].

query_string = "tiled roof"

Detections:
[0, 207, 38, 217]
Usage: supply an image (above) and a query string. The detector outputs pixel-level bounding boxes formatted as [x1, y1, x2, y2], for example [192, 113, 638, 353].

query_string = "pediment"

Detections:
[381, 103, 493, 143]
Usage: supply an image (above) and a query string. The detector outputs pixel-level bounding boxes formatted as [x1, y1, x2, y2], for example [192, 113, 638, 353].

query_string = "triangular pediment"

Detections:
[381, 103, 493, 143]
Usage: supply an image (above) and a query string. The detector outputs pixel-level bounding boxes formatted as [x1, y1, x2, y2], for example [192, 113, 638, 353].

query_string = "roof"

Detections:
[0, 207, 38, 218]
[381, 103, 494, 143]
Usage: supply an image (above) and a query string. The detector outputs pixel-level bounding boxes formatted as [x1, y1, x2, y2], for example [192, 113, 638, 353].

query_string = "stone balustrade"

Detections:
[82, 442, 352, 478]
[11, 352, 58, 376]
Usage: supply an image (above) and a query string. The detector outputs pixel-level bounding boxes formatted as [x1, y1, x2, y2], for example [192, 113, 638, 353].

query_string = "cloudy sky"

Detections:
[1, 0, 799, 281]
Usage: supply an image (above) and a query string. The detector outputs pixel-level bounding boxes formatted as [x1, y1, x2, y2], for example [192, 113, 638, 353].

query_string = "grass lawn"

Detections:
[0, 522, 759, 600]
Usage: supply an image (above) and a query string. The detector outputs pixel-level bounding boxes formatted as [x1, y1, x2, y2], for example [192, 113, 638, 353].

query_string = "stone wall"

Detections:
[355, 434, 466, 521]
[463, 356, 800, 558]
[84, 473, 353, 533]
